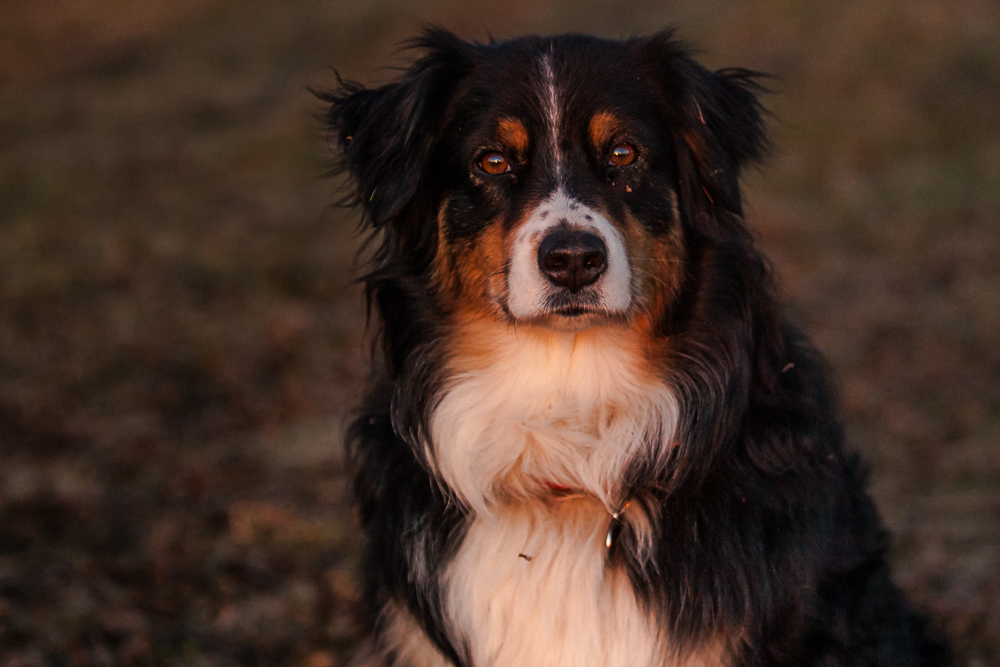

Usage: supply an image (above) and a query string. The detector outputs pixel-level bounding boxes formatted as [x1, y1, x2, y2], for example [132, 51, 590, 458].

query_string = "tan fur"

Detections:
[588, 110, 625, 150]
[496, 117, 530, 157]
[433, 209, 509, 316]
[619, 203, 686, 336]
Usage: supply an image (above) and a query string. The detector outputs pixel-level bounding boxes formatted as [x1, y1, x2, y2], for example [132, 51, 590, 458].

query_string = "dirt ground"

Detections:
[0, 0, 997, 665]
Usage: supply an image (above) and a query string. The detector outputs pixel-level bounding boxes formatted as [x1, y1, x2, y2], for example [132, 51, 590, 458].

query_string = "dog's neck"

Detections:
[427, 317, 679, 519]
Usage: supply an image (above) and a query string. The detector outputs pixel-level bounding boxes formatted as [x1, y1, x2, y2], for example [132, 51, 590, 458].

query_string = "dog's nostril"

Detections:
[582, 251, 604, 270]
[546, 255, 568, 270]
[537, 230, 608, 292]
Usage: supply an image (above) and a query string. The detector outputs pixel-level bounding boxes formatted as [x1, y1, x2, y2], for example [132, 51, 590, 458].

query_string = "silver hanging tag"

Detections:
[605, 512, 622, 549]
[605, 500, 631, 550]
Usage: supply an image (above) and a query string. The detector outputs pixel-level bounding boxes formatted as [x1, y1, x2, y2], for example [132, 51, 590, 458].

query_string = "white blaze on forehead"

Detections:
[507, 189, 632, 319]
[540, 51, 562, 179]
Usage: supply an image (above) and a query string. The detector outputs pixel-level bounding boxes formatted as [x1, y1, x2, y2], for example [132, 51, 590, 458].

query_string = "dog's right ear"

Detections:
[318, 29, 475, 227]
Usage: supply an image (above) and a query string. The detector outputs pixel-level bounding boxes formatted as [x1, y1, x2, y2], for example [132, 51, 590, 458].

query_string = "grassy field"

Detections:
[1, 0, 998, 664]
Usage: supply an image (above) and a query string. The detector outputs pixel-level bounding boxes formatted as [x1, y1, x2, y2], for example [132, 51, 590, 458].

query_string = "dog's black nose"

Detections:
[537, 229, 608, 292]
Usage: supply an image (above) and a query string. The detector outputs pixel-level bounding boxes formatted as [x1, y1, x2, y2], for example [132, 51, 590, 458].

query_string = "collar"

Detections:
[543, 480, 632, 551]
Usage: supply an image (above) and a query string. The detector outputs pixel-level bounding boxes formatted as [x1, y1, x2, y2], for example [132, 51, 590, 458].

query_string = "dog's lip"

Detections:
[551, 306, 597, 317]
[505, 306, 627, 331]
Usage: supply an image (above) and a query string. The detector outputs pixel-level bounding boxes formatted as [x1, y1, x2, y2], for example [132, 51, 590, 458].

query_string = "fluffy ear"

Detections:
[636, 32, 768, 233]
[317, 29, 474, 227]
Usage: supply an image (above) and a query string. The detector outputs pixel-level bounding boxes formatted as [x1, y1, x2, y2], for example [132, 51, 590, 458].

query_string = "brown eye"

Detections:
[609, 144, 636, 166]
[480, 152, 509, 174]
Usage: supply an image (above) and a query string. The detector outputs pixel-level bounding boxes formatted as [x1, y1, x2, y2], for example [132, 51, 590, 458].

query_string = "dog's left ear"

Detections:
[318, 29, 475, 227]
[636, 32, 768, 230]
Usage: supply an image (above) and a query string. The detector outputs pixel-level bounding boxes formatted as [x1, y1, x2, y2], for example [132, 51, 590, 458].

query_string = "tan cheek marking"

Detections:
[619, 209, 686, 339]
[475, 223, 509, 308]
[432, 206, 460, 299]
[588, 111, 623, 151]
[433, 210, 509, 316]
[497, 118, 530, 157]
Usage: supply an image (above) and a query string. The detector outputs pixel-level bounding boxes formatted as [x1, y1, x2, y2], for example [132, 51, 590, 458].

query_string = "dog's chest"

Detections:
[446, 501, 660, 667]
[429, 328, 716, 666]
[430, 327, 680, 515]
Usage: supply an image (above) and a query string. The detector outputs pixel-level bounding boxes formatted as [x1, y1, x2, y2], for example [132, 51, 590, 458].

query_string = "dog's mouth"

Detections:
[546, 285, 601, 308]
[505, 300, 629, 331]
[553, 305, 597, 317]
[518, 305, 623, 331]
[526, 290, 625, 327]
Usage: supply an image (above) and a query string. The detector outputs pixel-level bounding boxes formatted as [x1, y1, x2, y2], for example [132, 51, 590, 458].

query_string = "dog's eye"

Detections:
[609, 144, 636, 166]
[480, 152, 510, 175]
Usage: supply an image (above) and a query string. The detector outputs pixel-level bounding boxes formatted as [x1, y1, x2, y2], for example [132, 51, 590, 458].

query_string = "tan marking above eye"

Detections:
[589, 111, 623, 149]
[480, 152, 509, 174]
[496, 118, 530, 155]
[609, 144, 636, 166]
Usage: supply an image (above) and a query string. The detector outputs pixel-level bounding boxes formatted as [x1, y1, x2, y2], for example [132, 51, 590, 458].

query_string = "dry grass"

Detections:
[0, 0, 997, 664]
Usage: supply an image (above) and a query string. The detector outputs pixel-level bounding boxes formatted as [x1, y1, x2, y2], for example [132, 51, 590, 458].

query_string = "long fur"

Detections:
[319, 29, 950, 667]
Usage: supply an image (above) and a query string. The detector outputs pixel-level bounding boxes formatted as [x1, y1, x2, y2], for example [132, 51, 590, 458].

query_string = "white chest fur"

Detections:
[429, 325, 678, 515]
[425, 324, 693, 667]
[447, 500, 660, 667]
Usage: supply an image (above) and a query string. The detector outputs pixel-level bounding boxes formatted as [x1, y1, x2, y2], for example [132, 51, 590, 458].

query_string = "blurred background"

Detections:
[1, 0, 998, 664]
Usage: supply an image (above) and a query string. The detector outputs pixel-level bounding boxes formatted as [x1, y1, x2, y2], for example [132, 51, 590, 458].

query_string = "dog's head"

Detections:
[322, 29, 766, 336]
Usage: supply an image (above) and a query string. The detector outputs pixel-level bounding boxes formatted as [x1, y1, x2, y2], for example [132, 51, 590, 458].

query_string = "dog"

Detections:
[319, 29, 950, 667]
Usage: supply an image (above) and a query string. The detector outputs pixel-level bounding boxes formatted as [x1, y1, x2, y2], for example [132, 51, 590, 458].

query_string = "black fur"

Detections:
[319, 29, 950, 667]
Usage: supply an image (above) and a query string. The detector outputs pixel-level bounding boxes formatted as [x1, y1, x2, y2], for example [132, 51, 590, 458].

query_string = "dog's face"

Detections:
[429, 40, 687, 331]
[325, 30, 765, 334]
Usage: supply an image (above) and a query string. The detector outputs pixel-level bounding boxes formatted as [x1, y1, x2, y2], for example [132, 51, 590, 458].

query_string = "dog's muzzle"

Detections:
[506, 189, 631, 321]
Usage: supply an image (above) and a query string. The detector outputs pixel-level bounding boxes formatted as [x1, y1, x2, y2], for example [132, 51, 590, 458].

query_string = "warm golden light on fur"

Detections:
[588, 110, 625, 150]
[496, 117, 530, 156]
[620, 206, 686, 334]
[432, 209, 510, 315]
[433, 198, 684, 336]
[433, 318, 679, 516]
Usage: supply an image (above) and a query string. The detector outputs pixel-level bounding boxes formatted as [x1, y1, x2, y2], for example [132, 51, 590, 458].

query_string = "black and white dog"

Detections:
[320, 29, 949, 667]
